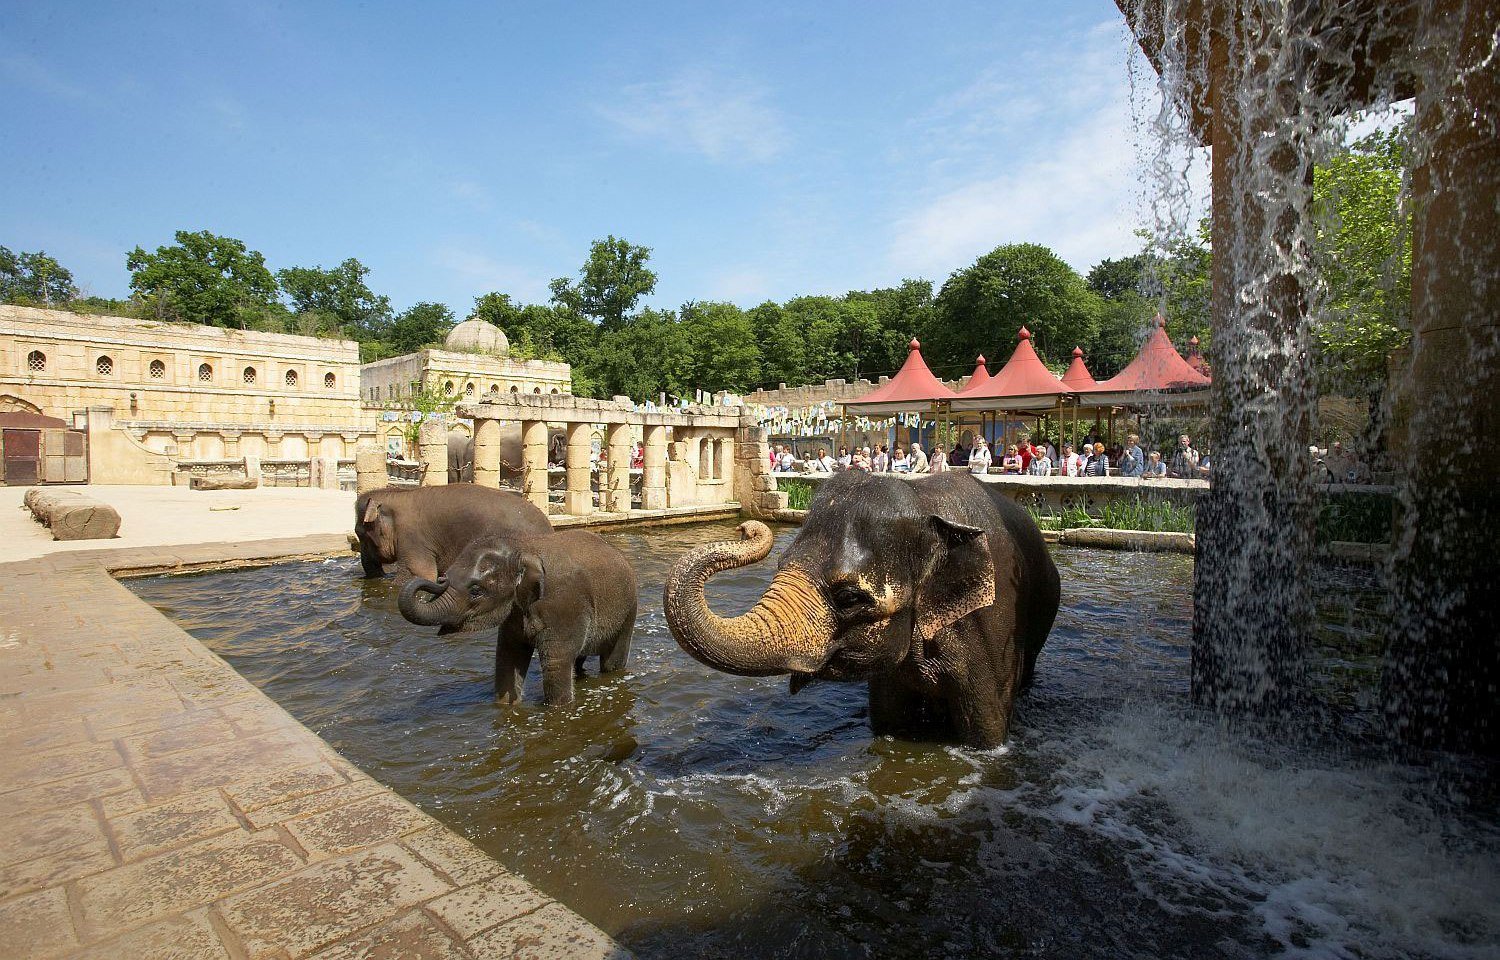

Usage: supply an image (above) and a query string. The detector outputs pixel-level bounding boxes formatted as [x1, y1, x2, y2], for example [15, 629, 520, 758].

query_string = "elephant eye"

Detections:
[830, 583, 873, 613]
[468, 584, 485, 598]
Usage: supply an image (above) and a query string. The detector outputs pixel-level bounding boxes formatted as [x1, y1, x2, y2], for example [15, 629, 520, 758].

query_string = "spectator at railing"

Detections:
[1084, 442, 1110, 477]
[1028, 449, 1053, 476]
[1144, 451, 1168, 478]
[1000, 444, 1024, 474]
[1018, 438, 1035, 474]
[968, 438, 992, 475]
[1118, 434, 1145, 478]
[873, 444, 891, 473]
[891, 447, 911, 473]
[1168, 435, 1200, 479]
[776, 446, 797, 472]
[808, 447, 837, 472]
[931, 445, 949, 473]
[837, 446, 852, 470]
[852, 447, 873, 471]
[1060, 442, 1086, 477]
[909, 442, 930, 474]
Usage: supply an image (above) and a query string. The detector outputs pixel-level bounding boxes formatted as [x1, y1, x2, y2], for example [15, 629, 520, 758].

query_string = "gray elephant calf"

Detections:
[398, 530, 638, 706]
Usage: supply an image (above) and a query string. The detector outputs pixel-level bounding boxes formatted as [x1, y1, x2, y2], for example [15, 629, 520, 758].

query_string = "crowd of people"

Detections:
[770, 432, 1212, 480]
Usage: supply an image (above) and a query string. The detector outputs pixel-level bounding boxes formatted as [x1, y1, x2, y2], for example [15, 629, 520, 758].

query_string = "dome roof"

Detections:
[444, 319, 509, 356]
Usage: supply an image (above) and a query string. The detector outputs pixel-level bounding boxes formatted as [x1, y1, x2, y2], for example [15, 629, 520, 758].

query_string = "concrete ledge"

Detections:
[1060, 527, 1196, 553]
[0, 539, 628, 958]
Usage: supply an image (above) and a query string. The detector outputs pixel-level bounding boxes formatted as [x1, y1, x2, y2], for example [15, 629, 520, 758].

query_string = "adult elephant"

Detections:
[354, 484, 550, 580]
[664, 472, 1059, 747]
[445, 425, 526, 485]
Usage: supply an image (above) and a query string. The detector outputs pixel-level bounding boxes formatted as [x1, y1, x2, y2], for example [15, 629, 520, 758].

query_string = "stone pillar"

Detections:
[244, 455, 262, 486]
[221, 431, 241, 458]
[356, 444, 386, 494]
[522, 420, 549, 512]
[734, 415, 786, 517]
[172, 431, 196, 458]
[605, 424, 633, 513]
[313, 456, 340, 490]
[641, 424, 668, 510]
[1382, 0, 1500, 755]
[418, 419, 447, 486]
[1190, 12, 1316, 720]
[564, 421, 594, 516]
[473, 418, 502, 489]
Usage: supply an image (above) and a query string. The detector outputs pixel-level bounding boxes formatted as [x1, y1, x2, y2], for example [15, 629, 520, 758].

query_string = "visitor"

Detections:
[810, 447, 836, 472]
[630, 442, 644, 469]
[968, 437, 992, 475]
[873, 444, 891, 473]
[1000, 444, 1024, 474]
[1061, 442, 1085, 477]
[1018, 437, 1034, 473]
[1028, 447, 1053, 476]
[1144, 451, 1167, 478]
[1198, 448, 1212, 478]
[1084, 442, 1110, 477]
[1118, 434, 1145, 478]
[852, 446, 872, 471]
[837, 446, 852, 470]
[909, 442, 930, 474]
[891, 446, 911, 473]
[777, 446, 797, 472]
[1168, 435, 1199, 478]
[931, 445, 949, 472]
[769, 445, 781, 471]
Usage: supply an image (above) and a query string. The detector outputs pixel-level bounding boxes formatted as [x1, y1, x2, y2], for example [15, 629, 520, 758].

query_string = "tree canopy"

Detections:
[549, 236, 658, 333]
[126, 230, 282, 328]
[276, 258, 392, 345]
[0, 247, 78, 305]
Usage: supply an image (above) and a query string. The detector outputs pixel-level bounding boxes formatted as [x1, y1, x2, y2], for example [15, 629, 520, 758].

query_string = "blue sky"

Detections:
[1, 1, 1190, 317]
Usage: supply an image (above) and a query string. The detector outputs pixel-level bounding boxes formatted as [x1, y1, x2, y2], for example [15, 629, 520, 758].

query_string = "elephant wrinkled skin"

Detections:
[399, 530, 638, 707]
[664, 472, 1059, 747]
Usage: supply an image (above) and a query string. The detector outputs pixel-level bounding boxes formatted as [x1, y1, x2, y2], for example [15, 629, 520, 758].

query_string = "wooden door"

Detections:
[2, 429, 40, 485]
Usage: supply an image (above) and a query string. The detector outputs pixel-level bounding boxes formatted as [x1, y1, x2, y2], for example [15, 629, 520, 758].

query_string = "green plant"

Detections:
[779, 477, 814, 511]
[1100, 497, 1197, 533]
[1317, 491, 1393, 544]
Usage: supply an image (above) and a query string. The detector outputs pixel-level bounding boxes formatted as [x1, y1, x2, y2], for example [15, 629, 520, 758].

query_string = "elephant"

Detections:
[445, 425, 528, 485]
[398, 530, 638, 706]
[354, 484, 551, 580]
[663, 471, 1059, 747]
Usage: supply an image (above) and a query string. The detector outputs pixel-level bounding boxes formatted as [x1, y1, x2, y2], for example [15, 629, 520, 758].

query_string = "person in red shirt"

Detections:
[1018, 438, 1035, 473]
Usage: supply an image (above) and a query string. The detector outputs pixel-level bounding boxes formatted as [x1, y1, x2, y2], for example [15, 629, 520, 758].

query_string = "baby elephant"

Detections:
[398, 530, 637, 706]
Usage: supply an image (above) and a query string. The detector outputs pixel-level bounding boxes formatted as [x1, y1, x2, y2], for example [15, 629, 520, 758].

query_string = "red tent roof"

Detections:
[1089, 315, 1211, 402]
[953, 327, 1068, 410]
[845, 338, 956, 413]
[956, 355, 992, 395]
[1060, 347, 1102, 392]
[1185, 335, 1211, 376]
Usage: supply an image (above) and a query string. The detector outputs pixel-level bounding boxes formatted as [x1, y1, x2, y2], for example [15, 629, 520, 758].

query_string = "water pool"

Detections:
[131, 521, 1499, 959]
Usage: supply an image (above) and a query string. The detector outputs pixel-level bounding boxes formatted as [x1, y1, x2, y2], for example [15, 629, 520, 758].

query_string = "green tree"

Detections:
[1086, 253, 1153, 300]
[126, 230, 282, 327]
[0, 247, 80, 305]
[387, 302, 455, 356]
[469, 293, 586, 362]
[679, 301, 760, 393]
[749, 300, 803, 387]
[1310, 127, 1411, 387]
[929, 242, 1101, 370]
[276, 258, 392, 344]
[549, 236, 657, 332]
[845, 279, 936, 378]
[584, 308, 691, 401]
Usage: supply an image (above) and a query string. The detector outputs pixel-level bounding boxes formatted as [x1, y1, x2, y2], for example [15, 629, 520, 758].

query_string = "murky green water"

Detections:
[132, 522, 1498, 959]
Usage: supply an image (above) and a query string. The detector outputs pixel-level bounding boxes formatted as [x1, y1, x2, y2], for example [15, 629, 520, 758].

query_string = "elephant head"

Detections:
[398, 539, 541, 634]
[663, 472, 996, 686]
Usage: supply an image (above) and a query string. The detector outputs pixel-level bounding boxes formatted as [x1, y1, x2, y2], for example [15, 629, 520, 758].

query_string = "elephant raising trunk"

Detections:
[399, 576, 468, 627]
[663, 521, 838, 676]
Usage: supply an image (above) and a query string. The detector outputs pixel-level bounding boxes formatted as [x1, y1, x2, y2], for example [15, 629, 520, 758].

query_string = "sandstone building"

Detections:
[360, 318, 572, 404]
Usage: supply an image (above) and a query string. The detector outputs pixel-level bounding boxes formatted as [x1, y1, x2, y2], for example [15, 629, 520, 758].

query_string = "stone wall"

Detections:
[737, 373, 972, 408]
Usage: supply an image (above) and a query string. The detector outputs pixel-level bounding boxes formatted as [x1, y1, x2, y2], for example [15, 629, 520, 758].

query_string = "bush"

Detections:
[779, 477, 814, 511]
[1317, 491, 1393, 543]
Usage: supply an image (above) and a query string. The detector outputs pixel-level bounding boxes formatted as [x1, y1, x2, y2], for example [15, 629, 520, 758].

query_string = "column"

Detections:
[418, 419, 447, 486]
[473, 417, 502, 489]
[522, 419, 549, 512]
[356, 444, 386, 494]
[605, 424, 633, 512]
[641, 424, 668, 510]
[1382, 0, 1500, 755]
[221, 430, 241, 458]
[564, 421, 594, 516]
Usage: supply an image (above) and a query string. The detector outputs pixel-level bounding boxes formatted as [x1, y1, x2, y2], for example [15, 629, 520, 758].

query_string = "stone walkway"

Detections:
[0, 536, 628, 959]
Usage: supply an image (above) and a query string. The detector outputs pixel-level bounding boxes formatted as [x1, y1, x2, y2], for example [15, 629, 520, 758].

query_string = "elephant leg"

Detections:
[575, 656, 588, 678]
[539, 639, 578, 706]
[869, 675, 945, 739]
[946, 665, 1012, 748]
[495, 628, 533, 706]
[599, 618, 634, 673]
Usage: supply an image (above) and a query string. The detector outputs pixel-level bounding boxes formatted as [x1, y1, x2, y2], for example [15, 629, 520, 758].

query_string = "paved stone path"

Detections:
[0, 536, 628, 959]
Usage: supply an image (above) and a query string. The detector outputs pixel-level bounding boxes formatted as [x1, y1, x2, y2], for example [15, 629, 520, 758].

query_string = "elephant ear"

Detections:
[913, 515, 996, 646]
[515, 553, 545, 609]
[361, 500, 384, 525]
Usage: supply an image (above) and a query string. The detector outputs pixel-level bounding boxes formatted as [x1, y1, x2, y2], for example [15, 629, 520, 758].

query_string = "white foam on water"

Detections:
[984, 704, 1500, 959]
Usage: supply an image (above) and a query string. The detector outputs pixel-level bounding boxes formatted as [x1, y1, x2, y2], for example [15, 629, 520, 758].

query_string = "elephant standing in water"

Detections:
[664, 472, 1059, 747]
[398, 530, 637, 706]
[354, 484, 550, 580]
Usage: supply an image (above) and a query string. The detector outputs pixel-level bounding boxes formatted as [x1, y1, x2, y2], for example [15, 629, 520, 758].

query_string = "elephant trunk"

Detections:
[398, 577, 468, 627]
[663, 520, 837, 677]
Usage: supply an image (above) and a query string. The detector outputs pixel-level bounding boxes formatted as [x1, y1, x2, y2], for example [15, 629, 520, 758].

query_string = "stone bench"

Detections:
[191, 474, 258, 491]
[24, 487, 122, 540]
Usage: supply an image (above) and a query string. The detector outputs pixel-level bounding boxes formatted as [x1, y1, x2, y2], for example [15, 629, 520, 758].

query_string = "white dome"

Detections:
[444, 319, 509, 356]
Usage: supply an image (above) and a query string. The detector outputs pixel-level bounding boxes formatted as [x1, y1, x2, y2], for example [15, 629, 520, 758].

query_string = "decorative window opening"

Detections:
[198, 363, 213, 382]
[285, 369, 298, 388]
[149, 360, 166, 379]
[243, 366, 257, 384]
[533, 386, 542, 394]
[465, 382, 475, 397]
[324, 372, 336, 389]
[96, 355, 114, 376]
[27, 350, 47, 372]
[510, 385, 519, 393]
[550, 388, 559, 394]
[444, 381, 455, 396]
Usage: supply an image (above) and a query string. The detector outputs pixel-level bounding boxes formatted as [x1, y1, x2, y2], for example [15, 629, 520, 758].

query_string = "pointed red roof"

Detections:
[1060, 347, 1101, 392]
[1088, 315, 1211, 403]
[957, 354, 992, 395]
[845, 338, 956, 413]
[1185, 335, 1211, 376]
[953, 327, 1068, 410]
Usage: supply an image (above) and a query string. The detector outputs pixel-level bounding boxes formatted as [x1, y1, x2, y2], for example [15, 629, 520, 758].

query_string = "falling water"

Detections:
[1120, 0, 1499, 752]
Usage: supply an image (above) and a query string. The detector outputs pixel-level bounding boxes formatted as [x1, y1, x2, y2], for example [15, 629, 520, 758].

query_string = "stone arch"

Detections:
[0, 394, 43, 415]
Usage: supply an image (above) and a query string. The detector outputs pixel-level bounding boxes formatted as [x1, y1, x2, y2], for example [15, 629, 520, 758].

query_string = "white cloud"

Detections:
[598, 69, 788, 163]
[0, 51, 89, 101]
[888, 19, 1210, 278]
[430, 245, 549, 302]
